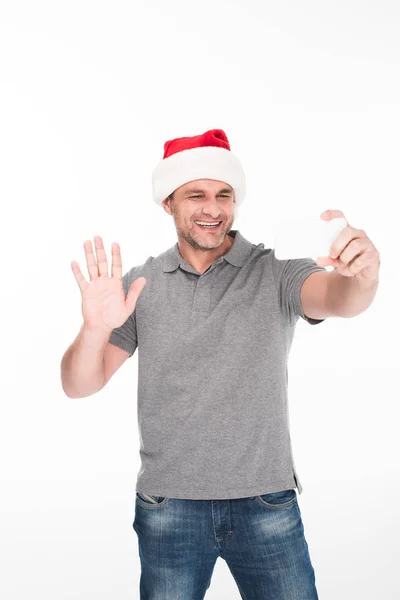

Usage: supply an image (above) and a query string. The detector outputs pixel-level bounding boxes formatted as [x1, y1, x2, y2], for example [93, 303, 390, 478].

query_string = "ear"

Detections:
[161, 198, 172, 216]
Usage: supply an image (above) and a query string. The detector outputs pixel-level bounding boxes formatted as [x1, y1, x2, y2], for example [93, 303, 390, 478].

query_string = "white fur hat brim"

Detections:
[152, 146, 246, 206]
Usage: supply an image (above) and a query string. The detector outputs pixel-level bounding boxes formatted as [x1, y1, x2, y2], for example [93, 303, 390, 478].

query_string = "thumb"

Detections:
[125, 277, 147, 315]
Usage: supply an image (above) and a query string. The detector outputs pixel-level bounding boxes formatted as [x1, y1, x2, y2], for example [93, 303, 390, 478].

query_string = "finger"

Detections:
[71, 260, 89, 293]
[334, 252, 367, 277]
[320, 209, 347, 222]
[125, 277, 147, 314]
[84, 239, 100, 280]
[111, 241, 122, 279]
[315, 255, 342, 268]
[336, 238, 366, 268]
[329, 225, 362, 258]
[93, 235, 108, 277]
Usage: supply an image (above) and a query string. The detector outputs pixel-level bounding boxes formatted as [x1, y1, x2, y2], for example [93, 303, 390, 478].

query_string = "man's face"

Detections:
[162, 179, 237, 251]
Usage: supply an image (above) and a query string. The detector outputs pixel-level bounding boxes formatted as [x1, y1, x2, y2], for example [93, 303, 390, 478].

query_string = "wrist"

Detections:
[82, 322, 113, 337]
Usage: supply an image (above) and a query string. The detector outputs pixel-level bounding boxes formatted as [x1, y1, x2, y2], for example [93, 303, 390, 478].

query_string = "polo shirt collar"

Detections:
[163, 229, 253, 273]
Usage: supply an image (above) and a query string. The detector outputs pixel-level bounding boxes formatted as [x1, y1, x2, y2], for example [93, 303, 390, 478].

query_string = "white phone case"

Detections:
[273, 216, 347, 260]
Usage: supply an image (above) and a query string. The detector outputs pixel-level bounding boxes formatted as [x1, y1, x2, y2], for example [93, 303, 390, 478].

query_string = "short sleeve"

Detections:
[108, 269, 138, 357]
[271, 250, 328, 326]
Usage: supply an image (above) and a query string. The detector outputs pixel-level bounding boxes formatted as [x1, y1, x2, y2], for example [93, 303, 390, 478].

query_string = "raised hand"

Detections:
[71, 236, 146, 332]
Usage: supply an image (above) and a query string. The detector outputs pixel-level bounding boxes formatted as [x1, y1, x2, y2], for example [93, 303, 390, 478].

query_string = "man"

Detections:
[61, 128, 380, 599]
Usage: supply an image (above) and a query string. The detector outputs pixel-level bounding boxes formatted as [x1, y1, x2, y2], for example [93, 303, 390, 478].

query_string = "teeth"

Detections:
[195, 221, 220, 226]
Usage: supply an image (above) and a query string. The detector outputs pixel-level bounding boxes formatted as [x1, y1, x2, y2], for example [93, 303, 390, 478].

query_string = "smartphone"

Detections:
[273, 216, 347, 260]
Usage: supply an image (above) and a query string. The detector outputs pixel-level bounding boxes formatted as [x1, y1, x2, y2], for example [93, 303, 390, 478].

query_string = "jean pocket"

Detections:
[256, 488, 297, 509]
[136, 492, 168, 505]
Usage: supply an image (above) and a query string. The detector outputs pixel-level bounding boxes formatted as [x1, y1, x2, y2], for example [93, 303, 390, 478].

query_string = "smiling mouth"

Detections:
[194, 221, 223, 230]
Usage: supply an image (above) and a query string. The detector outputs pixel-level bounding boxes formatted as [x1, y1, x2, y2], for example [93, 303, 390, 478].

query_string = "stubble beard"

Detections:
[174, 212, 235, 251]
[171, 199, 238, 251]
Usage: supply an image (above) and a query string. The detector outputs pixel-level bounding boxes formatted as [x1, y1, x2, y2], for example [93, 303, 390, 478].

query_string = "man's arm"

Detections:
[60, 323, 111, 398]
[301, 270, 379, 319]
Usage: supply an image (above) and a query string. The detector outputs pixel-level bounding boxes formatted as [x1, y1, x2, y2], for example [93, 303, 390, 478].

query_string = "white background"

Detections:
[1, 0, 398, 598]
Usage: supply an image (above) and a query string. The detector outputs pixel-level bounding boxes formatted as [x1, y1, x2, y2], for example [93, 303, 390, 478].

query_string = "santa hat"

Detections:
[152, 128, 246, 207]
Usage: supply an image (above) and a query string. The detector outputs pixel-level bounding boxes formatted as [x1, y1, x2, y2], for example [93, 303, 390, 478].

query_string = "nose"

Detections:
[200, 197, 223, 219]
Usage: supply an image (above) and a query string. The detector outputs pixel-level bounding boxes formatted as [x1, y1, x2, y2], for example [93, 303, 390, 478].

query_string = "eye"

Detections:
[189, 194, 231, 199]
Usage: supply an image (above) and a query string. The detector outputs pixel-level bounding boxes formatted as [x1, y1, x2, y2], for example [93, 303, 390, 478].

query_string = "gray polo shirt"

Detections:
[108, 229, 327, 500]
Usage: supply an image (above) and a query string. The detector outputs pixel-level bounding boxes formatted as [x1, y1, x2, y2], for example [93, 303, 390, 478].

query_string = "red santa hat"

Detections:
[152, 128, 246, 207]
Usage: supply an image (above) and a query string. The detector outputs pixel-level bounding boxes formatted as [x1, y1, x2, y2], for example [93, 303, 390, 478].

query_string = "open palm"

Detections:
[71, 236, 146, 331]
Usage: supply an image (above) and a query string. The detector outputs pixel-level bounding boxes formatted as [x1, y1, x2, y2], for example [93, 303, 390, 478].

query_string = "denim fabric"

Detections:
[133, 488, 319, 599]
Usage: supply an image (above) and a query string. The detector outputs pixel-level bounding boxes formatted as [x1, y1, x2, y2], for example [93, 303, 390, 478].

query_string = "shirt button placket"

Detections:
[191, 268, 214, 318]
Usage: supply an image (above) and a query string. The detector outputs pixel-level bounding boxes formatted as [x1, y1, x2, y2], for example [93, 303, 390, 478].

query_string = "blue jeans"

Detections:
[133, 488, 319, 599]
